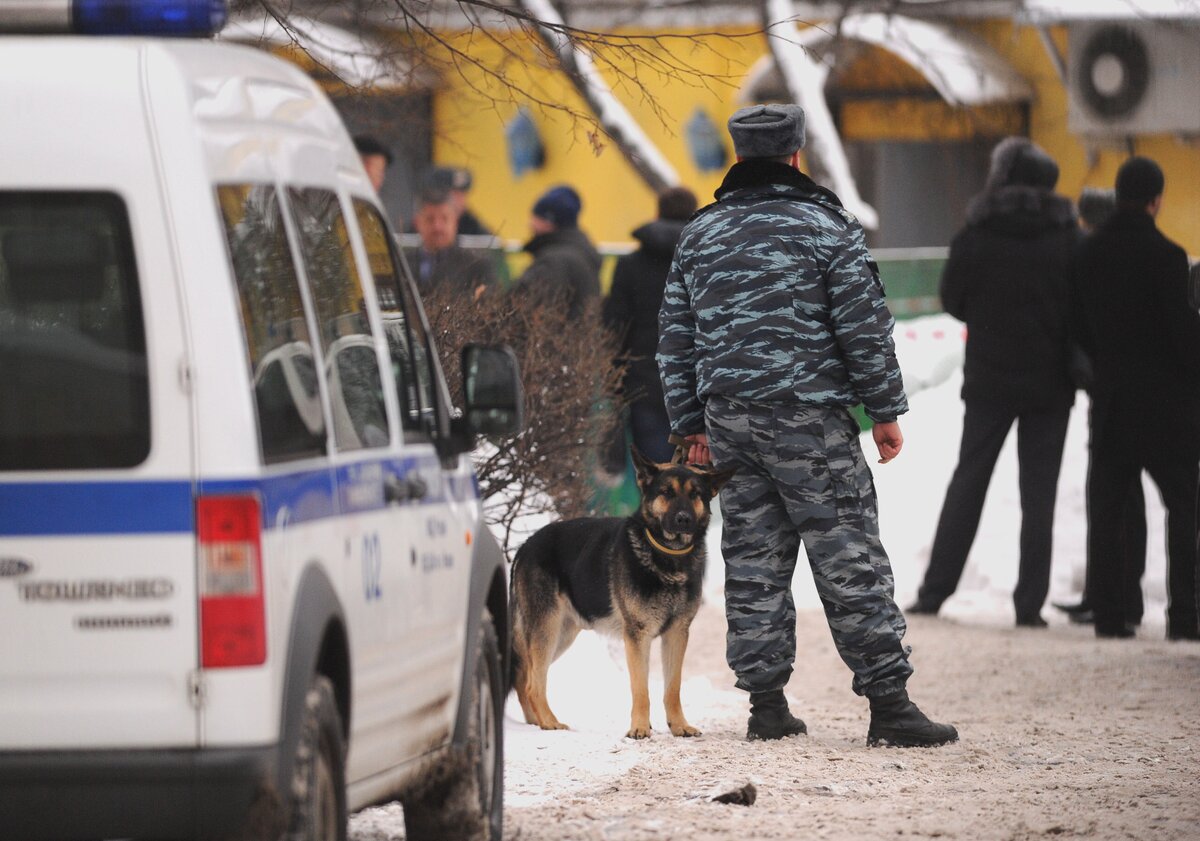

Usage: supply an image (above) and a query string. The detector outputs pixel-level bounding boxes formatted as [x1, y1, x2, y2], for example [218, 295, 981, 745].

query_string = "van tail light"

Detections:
[197, 495, 266, 668]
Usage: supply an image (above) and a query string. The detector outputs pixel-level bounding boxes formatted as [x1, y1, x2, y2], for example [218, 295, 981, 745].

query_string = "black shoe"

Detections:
[1016, 614, 1048, 628]
[1166, 622, 1199, 641]
[906, 599, 941, 617]
[866, 689, 958, 748]
[1095, 623, 1136, 639]
[1052, 600, 1091, 616]
[746, 690, 807, 741]
[1067, 609, 1095, 625]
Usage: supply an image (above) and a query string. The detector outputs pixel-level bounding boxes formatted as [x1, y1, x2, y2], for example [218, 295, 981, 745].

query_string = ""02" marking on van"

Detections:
[0, 557, 33, 577]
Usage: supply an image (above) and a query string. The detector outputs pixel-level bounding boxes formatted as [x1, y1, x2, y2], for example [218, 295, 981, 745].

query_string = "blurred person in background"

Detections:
[603, 186, 699, 464]
[423, 165, 492, 238]
[909, 137, 1080, 628]
[403, 186, 496, 300]
[354, 135, 393, 193]
[1071, 157, 1200, 641]
[1054, 187, 1147, 629]
[513, 185, 600, 322]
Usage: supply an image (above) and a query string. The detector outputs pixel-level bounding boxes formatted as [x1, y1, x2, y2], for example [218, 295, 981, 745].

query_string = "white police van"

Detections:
[0, 2, 522, 839]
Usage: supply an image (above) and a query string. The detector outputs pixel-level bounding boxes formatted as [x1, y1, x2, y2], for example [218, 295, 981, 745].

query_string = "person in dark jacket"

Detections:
[602, 186, 698, 463]
[1072, 157, 1200, 640]
[402, 187, 496, 300]
[910, 137, 1079, 627]
[659, 103, 956, 748]
[514, 185, 601, 321]
[422, 166, 492, 238]
[1054, 188, 1147, 628]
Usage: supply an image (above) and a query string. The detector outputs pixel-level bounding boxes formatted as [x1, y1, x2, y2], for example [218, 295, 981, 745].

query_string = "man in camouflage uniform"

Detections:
[657, 104, 957, 747]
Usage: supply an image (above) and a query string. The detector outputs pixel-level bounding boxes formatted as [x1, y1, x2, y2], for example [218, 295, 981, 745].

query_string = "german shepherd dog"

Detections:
[509, 448, 734, 739]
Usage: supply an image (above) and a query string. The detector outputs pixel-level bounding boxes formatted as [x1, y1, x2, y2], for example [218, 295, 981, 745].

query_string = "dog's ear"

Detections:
[704, 466, 737, 498]
[630, 445, 661, 486]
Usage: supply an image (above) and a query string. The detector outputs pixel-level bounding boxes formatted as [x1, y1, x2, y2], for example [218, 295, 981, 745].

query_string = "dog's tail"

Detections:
[505, 543, 525, 698]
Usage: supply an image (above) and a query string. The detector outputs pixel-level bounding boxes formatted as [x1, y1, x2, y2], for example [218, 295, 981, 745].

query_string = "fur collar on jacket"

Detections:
[714, 159, 844, 208]
[966, 186, 1077, 231]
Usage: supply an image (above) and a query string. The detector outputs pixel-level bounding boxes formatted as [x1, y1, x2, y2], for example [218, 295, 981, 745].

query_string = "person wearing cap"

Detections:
[354, 135, 393, 193]
[909, 137, 1081, 629]
[658, 104, 957, 747]
[1071, 156, 1200, 641]
[423, 166, 492, 238]
[403, 186, 497, 300]
[513, 185, 601, 322]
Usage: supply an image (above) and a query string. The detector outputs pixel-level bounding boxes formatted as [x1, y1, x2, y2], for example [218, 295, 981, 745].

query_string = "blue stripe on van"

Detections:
[0, 481, 195, 535]
[0, 454, 477, 537]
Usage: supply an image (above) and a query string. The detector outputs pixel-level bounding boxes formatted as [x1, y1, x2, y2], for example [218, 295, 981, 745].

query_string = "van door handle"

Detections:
[384, 475, 427, 504]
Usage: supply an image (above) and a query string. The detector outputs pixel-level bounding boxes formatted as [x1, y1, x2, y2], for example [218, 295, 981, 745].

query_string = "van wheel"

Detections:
[287, 675, 347, 841]
[403, 614, 504, 841]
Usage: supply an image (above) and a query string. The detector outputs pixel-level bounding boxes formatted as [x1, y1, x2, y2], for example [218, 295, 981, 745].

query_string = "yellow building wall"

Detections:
[431, 20, 1200, 254]
[431, 28, 766, 249]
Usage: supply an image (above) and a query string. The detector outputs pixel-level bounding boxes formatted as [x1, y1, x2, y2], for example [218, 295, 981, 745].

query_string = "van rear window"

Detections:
[0, 192, 150, 470]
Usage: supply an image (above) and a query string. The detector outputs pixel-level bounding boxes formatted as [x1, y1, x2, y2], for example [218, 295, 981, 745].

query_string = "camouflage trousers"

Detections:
[706, 397, 913, 698]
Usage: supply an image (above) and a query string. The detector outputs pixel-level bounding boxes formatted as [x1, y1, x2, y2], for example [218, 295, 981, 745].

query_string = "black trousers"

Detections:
[918, 400, 1071, 621]
[1088, 398, 1198, 636]
[1080, 462, 1146, 624]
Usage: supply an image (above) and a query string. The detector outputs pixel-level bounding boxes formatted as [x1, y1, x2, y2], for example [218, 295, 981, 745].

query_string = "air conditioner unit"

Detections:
[1067, 20, 1200, 138]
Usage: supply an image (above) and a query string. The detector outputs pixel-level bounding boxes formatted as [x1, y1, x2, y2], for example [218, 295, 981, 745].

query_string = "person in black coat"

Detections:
[602, 186, 698, 463]
[910, 137, 1080, 627]
[513, 185, 601, 322]
[1072, 157, 1200, 640]
[1054, 188, 1147, 628]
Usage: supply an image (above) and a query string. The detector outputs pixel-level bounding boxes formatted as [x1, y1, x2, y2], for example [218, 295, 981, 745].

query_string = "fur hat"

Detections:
[727, 104, 806, 159]
[532, 185, 582, 228]
[1115, 156, 1164, 204]
[983, 137, 1059, 193]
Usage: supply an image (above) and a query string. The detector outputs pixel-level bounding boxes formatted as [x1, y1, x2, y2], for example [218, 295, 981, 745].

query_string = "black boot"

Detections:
[746, 690, 807, 741]
[866, 689, 958, 748]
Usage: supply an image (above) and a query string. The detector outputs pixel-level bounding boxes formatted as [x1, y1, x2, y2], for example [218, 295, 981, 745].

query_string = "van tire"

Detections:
[403, 614, 504, 841]
[287, 675, 347, 841]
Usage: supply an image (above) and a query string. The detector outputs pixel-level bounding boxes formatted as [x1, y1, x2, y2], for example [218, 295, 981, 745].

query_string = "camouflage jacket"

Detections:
[657, 160, 908, 435]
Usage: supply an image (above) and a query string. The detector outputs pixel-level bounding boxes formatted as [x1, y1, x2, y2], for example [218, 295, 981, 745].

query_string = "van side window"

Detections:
[288, 188, 389, 451]
[0, 191, 149, 470]
[352, 200, 432, 434]
[217, 184, 326, 464]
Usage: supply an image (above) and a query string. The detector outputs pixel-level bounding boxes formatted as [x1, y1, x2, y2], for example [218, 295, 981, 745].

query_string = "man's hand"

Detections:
[685, 433, 711, 466]
[872, 421, 903, 464]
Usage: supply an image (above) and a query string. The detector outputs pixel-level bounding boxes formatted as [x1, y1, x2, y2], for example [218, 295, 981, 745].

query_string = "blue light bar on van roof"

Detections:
[73, 0, 227, 35]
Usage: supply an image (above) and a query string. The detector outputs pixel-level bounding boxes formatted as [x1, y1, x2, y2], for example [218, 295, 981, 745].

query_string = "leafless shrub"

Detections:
[421, 279, 625, 552]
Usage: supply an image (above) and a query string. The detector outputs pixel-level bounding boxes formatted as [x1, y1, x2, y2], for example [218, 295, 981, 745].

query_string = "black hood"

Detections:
[631, 219, 687, 256]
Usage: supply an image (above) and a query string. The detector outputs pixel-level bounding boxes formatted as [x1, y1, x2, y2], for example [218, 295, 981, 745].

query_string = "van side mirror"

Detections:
[459, 344, 524, 440]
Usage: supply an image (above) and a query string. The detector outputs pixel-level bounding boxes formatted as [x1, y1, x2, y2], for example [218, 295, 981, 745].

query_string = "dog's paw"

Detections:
[670, 724, 702, 737]
[626, 725, 653, 740]
[539, 721, 569, 731]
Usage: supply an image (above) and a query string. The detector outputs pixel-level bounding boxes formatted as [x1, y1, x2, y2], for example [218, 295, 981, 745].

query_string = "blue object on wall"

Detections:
[685, 107, 728, 172]
[505, 108, 545, 178]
